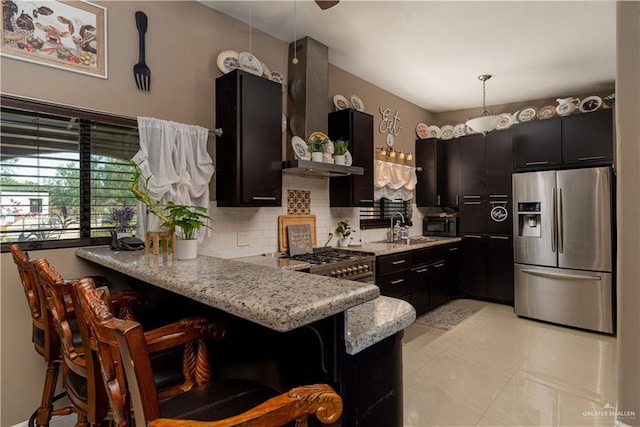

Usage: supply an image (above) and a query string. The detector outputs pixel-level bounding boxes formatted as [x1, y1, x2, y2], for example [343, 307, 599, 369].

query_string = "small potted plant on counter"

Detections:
[161, 202, 211, 260]
[307, 134, 328, 162]
[333, 139, 349, 165]
[336, 219, 355, 247]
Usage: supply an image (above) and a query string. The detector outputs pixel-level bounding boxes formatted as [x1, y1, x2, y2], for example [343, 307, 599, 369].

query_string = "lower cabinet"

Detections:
[376, 244, 454, 315]
[461, 234, 514, 304]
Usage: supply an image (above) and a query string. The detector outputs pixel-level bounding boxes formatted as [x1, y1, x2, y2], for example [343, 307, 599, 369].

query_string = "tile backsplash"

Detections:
[199, 174, 425, 259]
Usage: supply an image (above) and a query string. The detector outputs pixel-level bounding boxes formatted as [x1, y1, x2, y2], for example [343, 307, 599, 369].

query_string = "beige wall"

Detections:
[615, 2, 640, 425]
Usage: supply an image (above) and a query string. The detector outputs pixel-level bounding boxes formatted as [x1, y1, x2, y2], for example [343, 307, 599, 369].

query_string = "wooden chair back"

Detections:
[73, 277, 344, 427]
[10, 244, 57, 361]
[33, 258, 109, 426]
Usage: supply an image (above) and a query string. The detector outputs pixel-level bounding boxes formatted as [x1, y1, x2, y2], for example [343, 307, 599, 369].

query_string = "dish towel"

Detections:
[374, 160, 417, 201]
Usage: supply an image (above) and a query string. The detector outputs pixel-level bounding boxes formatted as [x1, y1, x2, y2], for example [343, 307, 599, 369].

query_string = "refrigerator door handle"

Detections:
[521, 268, 602, 281]
[551, 187, 557, 253]
[558, 188, 564, 253]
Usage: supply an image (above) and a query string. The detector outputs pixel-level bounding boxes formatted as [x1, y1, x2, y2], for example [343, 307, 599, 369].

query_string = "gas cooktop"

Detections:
[286, 247, 372, 265]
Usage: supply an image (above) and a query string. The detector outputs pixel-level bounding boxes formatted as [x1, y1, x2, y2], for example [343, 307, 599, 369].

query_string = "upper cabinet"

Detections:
[215, 70, 282, 207]
[513, 109, 613, 171]
[328, 108, 374, 207]
[415, 138, 445, 207]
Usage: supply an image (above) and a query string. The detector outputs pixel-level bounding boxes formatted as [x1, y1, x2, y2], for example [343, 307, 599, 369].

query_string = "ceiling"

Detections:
[199, 1, 616, 113]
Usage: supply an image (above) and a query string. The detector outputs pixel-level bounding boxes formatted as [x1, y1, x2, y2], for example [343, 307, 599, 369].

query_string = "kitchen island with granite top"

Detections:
[75, 246, 415, 427]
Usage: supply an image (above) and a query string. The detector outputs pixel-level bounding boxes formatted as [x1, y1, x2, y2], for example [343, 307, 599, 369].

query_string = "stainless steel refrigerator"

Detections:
[512, 166, 614, 333]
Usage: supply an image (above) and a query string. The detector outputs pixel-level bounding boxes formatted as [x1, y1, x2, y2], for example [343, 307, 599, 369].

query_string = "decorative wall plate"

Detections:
[350, 95, 365, 112]
[537, 105, 556, 120]
[333, 94, 349, 110]
[579, 96, 602, 113]
[416, 123, 429, 139]
[453, 123, 467, 138]
[517, 107, 538, 122]
[440, 125, 454, 140]
[427, 125, 442, 139]
[238, 51, 263, 76]
[291, 136, 310, 160]
[496, 113, 513, 130]
[216, 50, 240, 74]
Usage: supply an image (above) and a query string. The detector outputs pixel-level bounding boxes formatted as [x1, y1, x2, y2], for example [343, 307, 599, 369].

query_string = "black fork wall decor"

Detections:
[133, 11, 150, 91]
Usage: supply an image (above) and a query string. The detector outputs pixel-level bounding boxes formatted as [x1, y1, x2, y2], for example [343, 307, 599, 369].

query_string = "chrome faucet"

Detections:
[389, 212, 405, 242]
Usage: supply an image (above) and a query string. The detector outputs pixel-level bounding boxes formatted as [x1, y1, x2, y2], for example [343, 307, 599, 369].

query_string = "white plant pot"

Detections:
[337, 238, 350, 247]
[175, 239, 198, 260]
[334, 154, 346, 165]
[311, 152, 324, 162]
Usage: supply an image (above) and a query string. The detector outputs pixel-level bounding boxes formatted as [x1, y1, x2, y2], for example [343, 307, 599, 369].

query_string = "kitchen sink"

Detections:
[374, 236, 437, 245]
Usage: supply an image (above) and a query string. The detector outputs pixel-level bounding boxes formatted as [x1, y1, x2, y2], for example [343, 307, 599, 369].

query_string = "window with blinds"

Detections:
[1, 96, 139, 252]
[359, 198, 412, 230]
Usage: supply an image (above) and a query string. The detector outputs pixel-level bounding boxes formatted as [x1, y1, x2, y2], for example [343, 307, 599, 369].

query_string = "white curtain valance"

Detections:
[374, 160, 417, 201]
[133, 117, 214, 241]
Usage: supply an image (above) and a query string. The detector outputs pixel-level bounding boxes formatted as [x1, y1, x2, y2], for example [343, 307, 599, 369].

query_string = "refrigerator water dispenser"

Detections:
[517, 202, 541, 237]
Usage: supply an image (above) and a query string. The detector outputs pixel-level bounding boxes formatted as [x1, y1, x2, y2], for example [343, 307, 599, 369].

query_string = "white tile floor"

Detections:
[44, 299, 618, 427]
[403, 299, 618, 427]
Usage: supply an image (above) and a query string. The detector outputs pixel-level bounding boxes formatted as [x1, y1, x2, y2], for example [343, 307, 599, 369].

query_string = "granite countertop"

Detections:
[345, 236, 461, 256]
[76, 247, 378, 333]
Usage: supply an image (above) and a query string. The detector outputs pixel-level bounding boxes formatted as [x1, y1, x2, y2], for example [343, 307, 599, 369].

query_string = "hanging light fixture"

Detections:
[465, 74, 502, 135]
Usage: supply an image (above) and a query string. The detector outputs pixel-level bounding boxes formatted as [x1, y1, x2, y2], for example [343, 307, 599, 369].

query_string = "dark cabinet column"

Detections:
[486, 235, 514, 303]
[461, 235, 487, 299]
[410, 265, 430, 314]
[445, 244, 461, 299]
[458, 133, 486, 198]
[415, 138, 444, 207]
[329, 109, 374, 207]
[428, 259, 448, 309]
[443, 138, 460, 206]
[485, 130, 513, 197]
[216, 70, 282, 207]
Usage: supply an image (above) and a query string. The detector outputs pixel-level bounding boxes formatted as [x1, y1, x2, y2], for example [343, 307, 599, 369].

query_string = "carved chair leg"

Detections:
[74, 413, 89, 427]
[34, 361, 60, 427]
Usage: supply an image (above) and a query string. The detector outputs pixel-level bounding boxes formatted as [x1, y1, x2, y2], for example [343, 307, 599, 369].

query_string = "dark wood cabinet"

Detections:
[376, 252, 411, 302]
[443, 138, 460, 206]
[562, 109, 614, 165]
[460, 199, 486, 234]
[513, 119, 562, 170]
[328, 109, 374, 207]
[458, 133, 486, 198]
[444, 243, 461, 299]
[514, 109, 613, 171]
[461, 234, 514, 304]
[485, 130, 513, 197]
[486, 235, 514, 303]
[215, 70, 282, 207]
[415, 138, 445, 207]
[410, 264, 430, 313]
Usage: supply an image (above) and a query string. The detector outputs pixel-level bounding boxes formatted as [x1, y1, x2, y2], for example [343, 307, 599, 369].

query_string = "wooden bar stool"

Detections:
[145, 228, 175, 255]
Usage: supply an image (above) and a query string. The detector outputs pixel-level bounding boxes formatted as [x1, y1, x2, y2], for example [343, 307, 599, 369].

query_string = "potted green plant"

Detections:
[307, 135, 328, 162]
[130, 163, 211, 259]
[333, 139, 349, 165]
[161, 202, 212, 259]
[335, 219, 355, 247]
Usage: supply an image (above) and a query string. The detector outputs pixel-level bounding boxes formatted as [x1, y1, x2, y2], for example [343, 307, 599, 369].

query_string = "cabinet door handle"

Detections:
[489, 235, 510, 240]
[463, 195, 481, 199]
[456, 195, 459, 205]
[391, 260, 406, 265]
[525, 161, 549, 166]
[390, 279, 405, 285]
[358, 199, 374, 203]
[436, 195, 441, 205]
[489, 194, 509, 198]
[464, 234, 482, 239]
[464, 201, 482, 205]
[433, 262, 445, 268]
[414, 268, 429, 273]
[578, 156, 606, 161]
[448, 247, 460, 252]
[251, 196, 277, 201]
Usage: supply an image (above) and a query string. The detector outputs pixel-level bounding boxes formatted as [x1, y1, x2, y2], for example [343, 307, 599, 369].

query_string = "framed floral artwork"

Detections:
[1, 0, 107, 78]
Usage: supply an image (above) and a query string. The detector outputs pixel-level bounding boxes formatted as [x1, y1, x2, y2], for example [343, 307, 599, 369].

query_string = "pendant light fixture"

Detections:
[465, 74, 502, 135]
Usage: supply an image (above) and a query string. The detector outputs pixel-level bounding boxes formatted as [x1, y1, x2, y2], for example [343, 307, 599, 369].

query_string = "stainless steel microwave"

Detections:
[423, 215, 458, 237]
